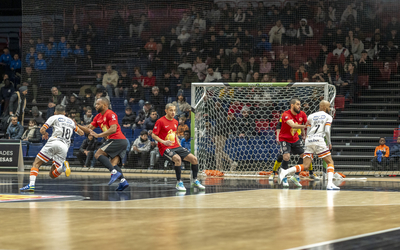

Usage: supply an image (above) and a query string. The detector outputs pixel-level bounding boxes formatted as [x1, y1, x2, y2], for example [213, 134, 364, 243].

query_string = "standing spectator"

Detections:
[389, 137, 400, 169]
[297, 19, 314, 45]
[285, 23, 298, 45]
[150, 86, 165, 116]
[358, 50, 374, 76]
[143, 69, 156, 88]
[180, 130, 191, 152]
[315, 6, 326, 23]
[82, 107, 94, 125]
[207, 4, 221, 26]
[204, 67, 222, 82]
[371, 137, 389, 170]
[83, 44, 95, 70]
[143, 109, 158, 131]
[8, 86, 28, 124]
[78, 134, 97, 168]
[135, 101, 152, 129]
[342, 62, 358, 99]
[128, 130, 151, 169]
[192, 56, 207, 81]
[10, 54, 21, 76]
[21, 119, 41, 143]
[269, 20, 285, 45]
[68, 24, 82, 45]
[170, 71, 183, 94]
[177, 115, 189, 140]
[129, 14, 150, 38]
[6, 115, 23, 139]
[159, 71, 173, 103]
[101, 64, 119, 97]
[122, 106, 136, 129]
[47, 86, 66, 119]
[182, 68, 199, 89]
[277, 58, 295, 81]
[0, 79, 14, 115]
[317, 45, 330, 68]
[125, 80, 145, 107]
[176, 13, 192, 35]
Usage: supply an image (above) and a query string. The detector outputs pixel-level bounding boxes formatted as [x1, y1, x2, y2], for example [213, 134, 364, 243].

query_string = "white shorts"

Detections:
[303, 143, 331, 159]
[37, 140, 68, 168]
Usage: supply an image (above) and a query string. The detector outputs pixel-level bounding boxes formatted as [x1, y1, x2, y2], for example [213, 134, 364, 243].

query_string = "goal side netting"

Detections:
[191, 82, 336, 177]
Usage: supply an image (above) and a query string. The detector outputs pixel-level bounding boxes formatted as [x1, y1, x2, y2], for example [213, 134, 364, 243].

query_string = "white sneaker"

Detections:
[282, 177, 289, 187]
[269, 173, 275, 181]
[278, 169, 288, 185]
[230, 161, 238, 172]
[176, 181, 186, 191]
[290, 175, 302, 187]
[191, 179, 205, 190]
[326, 183, 340, 190]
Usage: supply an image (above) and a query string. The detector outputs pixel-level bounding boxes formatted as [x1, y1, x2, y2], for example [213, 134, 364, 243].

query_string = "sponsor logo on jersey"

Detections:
[285, 116, 288, 119]
[154, 126, 157, 129]
[112, 114, 116, 120]
[58, 118, 65, 122]
[103, 117, 106, 121]
[299, 117, 303, 122]
[174, 124, 177, 128]
[66, 119, 72, 124]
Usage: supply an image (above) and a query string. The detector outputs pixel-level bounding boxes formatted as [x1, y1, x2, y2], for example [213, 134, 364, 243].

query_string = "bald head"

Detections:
[319, 100, 331, 114]
[95, 97, 110, 114]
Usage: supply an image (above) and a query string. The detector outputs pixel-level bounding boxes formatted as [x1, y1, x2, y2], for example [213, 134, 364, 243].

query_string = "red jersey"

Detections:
[279, 110, 307, 143]
[91, 109, 126, 140]
[153, 116, 179, 156]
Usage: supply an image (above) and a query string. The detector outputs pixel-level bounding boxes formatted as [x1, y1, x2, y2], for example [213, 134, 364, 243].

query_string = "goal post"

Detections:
[191, 82, 336, 176]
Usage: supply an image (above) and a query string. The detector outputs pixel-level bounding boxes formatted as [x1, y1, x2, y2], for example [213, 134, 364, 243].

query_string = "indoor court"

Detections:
[2, 171, 400, 250]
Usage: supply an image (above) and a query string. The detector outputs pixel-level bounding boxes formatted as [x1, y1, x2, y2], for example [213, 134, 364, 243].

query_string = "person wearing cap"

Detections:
[134, 101, 152, 129]
[122, 106, 136, 129]
[8, 85, 28, 124]
[127, 130, 151, 169]
[297, 18, 313, 45]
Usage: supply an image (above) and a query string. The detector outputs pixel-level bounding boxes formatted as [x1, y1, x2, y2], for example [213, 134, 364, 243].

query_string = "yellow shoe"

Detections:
[64, 161, 71, 177]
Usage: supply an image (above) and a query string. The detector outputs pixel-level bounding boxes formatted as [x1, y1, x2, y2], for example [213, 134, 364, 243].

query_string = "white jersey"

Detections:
[305, 111, 332, 147]
[43, 115, 78, 147]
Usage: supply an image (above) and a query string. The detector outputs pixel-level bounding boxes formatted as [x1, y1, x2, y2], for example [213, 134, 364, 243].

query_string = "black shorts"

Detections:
[100, 139, 128, 160]
[280, 139, 304, 155]
[164, 147, 191, 162]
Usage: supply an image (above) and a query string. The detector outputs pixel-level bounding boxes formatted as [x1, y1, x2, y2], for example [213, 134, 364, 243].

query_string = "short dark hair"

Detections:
[29, 119, 37, 125]
[290, 98, 300, 106]
[140, 130, 148, 136]
[150, 109, 157, 114]
[184, 130, 190, 135]
[86, 106, 92, 111]
[11, 115, 18, 120]
[55, 105, 65, 113]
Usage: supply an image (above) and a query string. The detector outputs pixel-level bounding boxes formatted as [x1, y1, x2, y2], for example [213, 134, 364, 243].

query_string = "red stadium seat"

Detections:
[335, 95, 345, 110]
[379, 69, 391, 81]
[358, 75, 369, 87]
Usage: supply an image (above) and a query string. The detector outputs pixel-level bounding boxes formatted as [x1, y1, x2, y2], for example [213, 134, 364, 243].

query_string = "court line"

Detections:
[287, 226, 400, 250]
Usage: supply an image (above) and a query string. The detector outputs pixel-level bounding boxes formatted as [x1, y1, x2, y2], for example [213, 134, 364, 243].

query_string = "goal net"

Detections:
[191, 82, 336, 176]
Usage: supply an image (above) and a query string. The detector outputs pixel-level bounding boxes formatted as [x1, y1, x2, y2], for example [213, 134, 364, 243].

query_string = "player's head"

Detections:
[54, 105, 66, 115]
[379, 137, 386, 145]
[290, 98, 301, 114]
[165, 103, 176, 119]
[319, 100, 331, 114]
[95, 97, 110, 113]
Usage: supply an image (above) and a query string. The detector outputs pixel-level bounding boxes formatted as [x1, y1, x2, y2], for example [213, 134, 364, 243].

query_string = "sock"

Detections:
[281, 160, 289, 170]
[98, 155, 114, 172]
[52, 165, 63, 178]
[174, 166, 182, 181]
[114, 165, 124, 179]
[309, 162, 313, 175]
[327, 164, 334, 184]
[29, 167, 39, 186]
[192, 164, 198, 180]
[273, 160, 282, 173]
[288, 165, 304, 175]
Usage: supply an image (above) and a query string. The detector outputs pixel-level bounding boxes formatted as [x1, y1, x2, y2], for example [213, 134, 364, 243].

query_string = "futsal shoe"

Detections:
[326, 183, 340, 190]
[191, 179, 205, 190]
[309, 174, 320, 181]
[269, 173, 275, 181]
[176, 181, 187, 191]
[290, 175, 302, 187]
[20, 184, 35, 192]
[278, 168, 288, 185]
[64, 161, 71, 177]
[282, 177, 289, 187]
[108, 171, 122, 185]
[116, 179, 129, 191]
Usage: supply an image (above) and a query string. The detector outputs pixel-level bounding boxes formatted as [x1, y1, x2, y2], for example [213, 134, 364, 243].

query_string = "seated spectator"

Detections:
[10, 54, 21, 75]
[134, 101, 152, 129]
[358, 50, 374, 76]
[349, 36, 364, 60]
[81, 89, 95, 112]
[158, 71, 173, 103]
[387, 29, 400, 47]
[6, 115, 23, 139]
[127, 130, 151, 169]
[261, 73, 270, 82]
[231, 57, 247, 82]
[0, 79, 15, 114]
[47, 86, 66, 119]
[178, 56, 192, 73]
[192, 13, 206, 32]
[295, 64, 308, 82]
[132, 67, 144, 85]
[122, 106, 136, 129]
[256, 35, 271, 53]
[8, 86, 28, 124]
[342, 62, 357, 99]
[187, 46, 200, 64]
[335, 28, 346, 45]
[45, 42, 57, 63]
[25, 47, 38, 65]
[251, 72, 261, 82]
[227, 46, 242, 66]
[78, 134, 97, 168]
[312, 64, 332, 84]
[285, 23, 298, 45]
[181, 130, 191, 152]
[386, 17, 400, 35]
[68, 108, 81, 124]
[340, 5, 357, 24]
[389, 137, 400, 169]
[144, 37, 157, 51]
[315, 6, 326, 23]
[31, 106, 45, 126]
[125, 80, 145, 107]
[379, 40, 398, 61]
[176, 13, 192, 35]
[35, 38, 45, 53]
[328, 6, 337, 23]
[344, 54, 358, 73]
[178, 28, 191, 46]
[150, 86, 165, 116]
[143, 69, 156, 88]
[68, 24, 82, 45]
[371, 137, 390, 170]
[207, 4, 221, 26]
[101, 64, 119, 97]
[129, 14, 149, 38]
[297, 19, 314, 45]
[204, 67, 222, 82]
[93, 86, 111, 110]
[269, 20, 285, 45]
[143, 109, 158, 131]
[82, 107, 94, 125]
[116, 68, 130, 98]
[21, 119, 41, 143]
[177, 115, 189, 140]
[183, 68, 199, 89]
[277, 58, 294, 81]
[66, 94, 81, 114]
[234, 8, 246, 24]
[170, 71, 183, 94]
[192, 56, 207, 81]
[34, 53, 47, 71]
[328, 42, 349, 65]
[259, 56, 272, 74]
[0, 48, 12, 72]
[57, 36, 67, 52]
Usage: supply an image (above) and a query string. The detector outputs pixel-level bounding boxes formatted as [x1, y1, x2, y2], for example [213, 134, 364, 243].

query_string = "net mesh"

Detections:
[193, 83, 335, 176]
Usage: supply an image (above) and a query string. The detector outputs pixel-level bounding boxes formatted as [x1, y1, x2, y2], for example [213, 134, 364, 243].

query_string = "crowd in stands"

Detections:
[1, 0, 400, 169]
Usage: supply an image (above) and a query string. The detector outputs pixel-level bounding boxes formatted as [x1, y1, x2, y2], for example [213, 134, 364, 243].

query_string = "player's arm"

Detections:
[286, 120, 306, 129]
[76, 123, 96, 134]
[152, 133, 172, 146]
[90, 124, 117, 138]
[325, 121, 332, 150]
[75, 126, 85, 136]
[276, 119, 281, 142]
[40, 117, 56, 140]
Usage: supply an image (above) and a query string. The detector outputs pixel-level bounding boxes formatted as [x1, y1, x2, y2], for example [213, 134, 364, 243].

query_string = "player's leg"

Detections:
[317, 148, 339, 190]
[278, 141, 291, 187]
[20, 156, 46, 191]
[95, 149, 114, 172]
[110, 156, 129, 191]
[270, 154, 283, 181]
[170, 152, 186, 191]
[49, 142, 69, 179]
[183, 152, 205, 190]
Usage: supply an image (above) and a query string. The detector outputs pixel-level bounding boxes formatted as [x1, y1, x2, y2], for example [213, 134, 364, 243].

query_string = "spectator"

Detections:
[234, 8, 246, 24]
[379, 40, 398, 61]
[143, 69, 156, 88]
[344, 54, 358, 73]
[173, 47, 185, 65]
[144, 37, 157, 51]
[158, 71, 173, 103]
[93, 86, 111, 110]
[251, 72, 261, 82]
[297, 19, 314, 45]
[285, 23, 298, 45]
[387, 29, 400, 47]
[101, 64, 119, 97]
[82, 107, 94, 125]
[277, 58, 294, 81]
[340, 5, 357, 24]
[127, 130, 151, 169]
[312, 64, 332, 84]
[66, 94, 81, 114]
[83, 44, 95, 70]
[227, 47, 242, 66]
[0, 79, 14, 115]
[192, 56, 207, 81]
[305, 57, 317, 76]
[47, 87, 66, 119]
[221, 70, 231, 82]
[126, 80, 145, 107]
[238, 106, 256, 137]
[68, 24, 82, 45]
[45, 42, 57, 63]
[0, 48, 12, 72]
[204, 67, 222, 82]
[176, 13, 192, 35]
[259, 56, 272, 74]
[135, 101, 152, 129]
[68, 108, 81, 124]
[315, 6, 326, 23]
[35, 38, 45, 53]
[295, 64, 308, 82]
[150, 86, 165, 116]
[116, 69, 130, 98]
[177, 115, 189, 140]
[129, 14, 149, 38]
[21, 119, 41, 143]
[329, 42, 349, 65]
[132, 67, 144, 86]
[178, 56, 193, 73]
[170, 71, 183, 94]
[389, 137, 400, 169]
[269, 20, 285, 45]
[350, 36, 364, 60]
[371, 137, 389, 170]
[327, 6, 337, 23]
[256, 35, 272, 53]
[261, 73, 270, 82]
[25, 47, 37, 65]
[81, 89, 95, 111]
[178, 28, 191, 45]
[231, 57, 247, 82]
[181, 130, 191, 152]
[6, 115, 23, 139]
[281, 9, 296, 29]
[34, 53, 47, 71]
[122, 106, 136, 129]
[31, 106, 44, 126]
[57, 36, 67, 51]
[61, 43, 73, 59]
[78, 134, 97, 168]
[358, 50, 374, 76]
[317, 45, 329, 68]
[8, 86, 28, 124]
[335, 28, 346, 45]
[143, 109, 158, 131]
[183, 68, 199, 89]
[341, 62, 357, 99]
[192, 13, 206, 32]
[10, 54, 21, 75]
[386, 17, 400, 35]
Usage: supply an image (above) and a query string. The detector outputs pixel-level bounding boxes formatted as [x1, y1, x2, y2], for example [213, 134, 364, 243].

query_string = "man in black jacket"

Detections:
[134, 101, 152, 129]
[8, 86, 28, 125]
[122, 106, 136, 129]
[125, 80, 145, 107]
[47, 86, 66, 119]
[149, 86, 165, 116]
[78, 134, 98, 168]
[277, 58, 295, 81]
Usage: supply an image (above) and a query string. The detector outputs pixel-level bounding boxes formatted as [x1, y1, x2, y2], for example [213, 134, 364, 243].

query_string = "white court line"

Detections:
[287, 226, 400, 250]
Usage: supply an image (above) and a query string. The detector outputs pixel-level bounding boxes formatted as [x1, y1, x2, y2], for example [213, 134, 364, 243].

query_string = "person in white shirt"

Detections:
[204, 67, 222, 82]
[333, 42, 349, 58]
[177, 28, 191, 45]
[269, 20, 285, 45]
[340, 5, 357, 24]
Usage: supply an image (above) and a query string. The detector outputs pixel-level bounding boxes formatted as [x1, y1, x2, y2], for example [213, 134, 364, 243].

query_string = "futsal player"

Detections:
[276, 98, 307, 187]
[152, 103, 205, 191]
[20, 105, 84, 191]
[77, 97, 129, 191]
[279, 100, 339, 190]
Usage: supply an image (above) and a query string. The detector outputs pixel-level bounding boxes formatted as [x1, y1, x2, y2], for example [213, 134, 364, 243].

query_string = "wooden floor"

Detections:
[2, 173, 400, 249]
